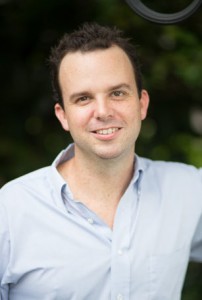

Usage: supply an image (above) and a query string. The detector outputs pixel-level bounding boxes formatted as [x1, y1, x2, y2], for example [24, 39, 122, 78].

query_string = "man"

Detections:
[0, 22, 202, 300]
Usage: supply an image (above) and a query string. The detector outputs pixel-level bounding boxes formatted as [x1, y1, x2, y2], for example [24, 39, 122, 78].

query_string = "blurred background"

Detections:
[0, 0, 202, 297]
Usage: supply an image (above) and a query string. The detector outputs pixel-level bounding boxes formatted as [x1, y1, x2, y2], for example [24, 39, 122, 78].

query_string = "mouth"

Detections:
[93, 127, 120, 135]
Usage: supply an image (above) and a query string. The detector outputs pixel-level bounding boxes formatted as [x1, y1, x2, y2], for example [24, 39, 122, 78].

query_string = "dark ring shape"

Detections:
[125, 0, 202, 24]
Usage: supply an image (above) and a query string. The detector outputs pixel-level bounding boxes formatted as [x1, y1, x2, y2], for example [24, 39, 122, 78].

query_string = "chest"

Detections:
[6, 185, 201, 300]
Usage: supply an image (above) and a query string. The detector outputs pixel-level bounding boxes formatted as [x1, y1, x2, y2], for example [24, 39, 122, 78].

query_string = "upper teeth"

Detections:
[96, 128, 119, 135]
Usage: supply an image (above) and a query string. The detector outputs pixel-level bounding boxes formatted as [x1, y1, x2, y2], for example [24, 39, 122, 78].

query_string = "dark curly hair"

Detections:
[49, 22, 143, 107]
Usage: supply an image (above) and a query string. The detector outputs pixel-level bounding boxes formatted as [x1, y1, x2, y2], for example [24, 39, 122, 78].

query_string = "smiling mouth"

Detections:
[94, 127, 120, 135]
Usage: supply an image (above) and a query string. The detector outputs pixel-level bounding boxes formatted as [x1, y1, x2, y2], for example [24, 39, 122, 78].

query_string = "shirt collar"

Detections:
[48, 144, 74, 209]
[49, 144, 147, 205]
[130, 154, 147, 186]
[52, 143, 75, 168]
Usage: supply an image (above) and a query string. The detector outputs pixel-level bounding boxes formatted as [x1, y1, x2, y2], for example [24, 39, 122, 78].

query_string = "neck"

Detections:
[73, 145, 134, 183]
[60, 147, 134, 198]
[57, 146, 135, 228]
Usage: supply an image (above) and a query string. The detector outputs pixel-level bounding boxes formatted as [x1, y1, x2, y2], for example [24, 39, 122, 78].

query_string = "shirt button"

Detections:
[87, 218, 94, 224]
[117, 294, 124, 300]
[118, 249, 123, 256]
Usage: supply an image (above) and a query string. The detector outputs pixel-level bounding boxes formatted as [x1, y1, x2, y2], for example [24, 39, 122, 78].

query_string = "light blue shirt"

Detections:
[1, 144, 202, 300]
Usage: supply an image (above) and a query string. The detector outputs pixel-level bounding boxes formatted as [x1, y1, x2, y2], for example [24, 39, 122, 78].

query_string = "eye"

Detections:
[79, 96, 88, 101]
[111, 90, 126, 98]
[76, 95, 90, 104]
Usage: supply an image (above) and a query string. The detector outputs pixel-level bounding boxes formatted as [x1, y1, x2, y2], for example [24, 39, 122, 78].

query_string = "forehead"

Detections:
[59, 46, 136, 92]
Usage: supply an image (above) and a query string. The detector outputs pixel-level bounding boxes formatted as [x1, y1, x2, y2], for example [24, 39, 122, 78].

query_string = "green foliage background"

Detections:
[0, 0, 202, 297]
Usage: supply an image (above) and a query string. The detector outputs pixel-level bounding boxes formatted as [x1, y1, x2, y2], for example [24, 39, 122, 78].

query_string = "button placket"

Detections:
[110, 181, 140, 300]
[87, 218, 94, 224]
[117, 293, 124, 300]
[118, 249, 123, 256]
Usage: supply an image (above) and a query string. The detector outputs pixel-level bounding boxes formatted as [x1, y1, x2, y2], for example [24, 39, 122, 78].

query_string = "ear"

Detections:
[139, 89, 150, 120]
[54, 103, 69, 131]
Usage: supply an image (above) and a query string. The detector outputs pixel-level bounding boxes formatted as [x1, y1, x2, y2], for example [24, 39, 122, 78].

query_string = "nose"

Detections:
[94, 97, 114, 120]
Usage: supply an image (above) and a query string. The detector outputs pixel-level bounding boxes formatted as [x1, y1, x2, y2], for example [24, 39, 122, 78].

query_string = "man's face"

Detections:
[55, 46, 149, 160]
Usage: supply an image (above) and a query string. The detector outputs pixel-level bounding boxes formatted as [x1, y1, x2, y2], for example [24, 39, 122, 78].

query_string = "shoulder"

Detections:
[138, 158, 202, 219]
[1, 166, 50, 188]
[139, 156, 202, 186]
[141, 156, 200, 174]
[0, 167, 51, 203]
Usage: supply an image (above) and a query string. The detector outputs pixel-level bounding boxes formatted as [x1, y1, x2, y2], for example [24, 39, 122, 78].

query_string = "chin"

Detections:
[97, 153, 120, 160]
[94, 148, 127, 160]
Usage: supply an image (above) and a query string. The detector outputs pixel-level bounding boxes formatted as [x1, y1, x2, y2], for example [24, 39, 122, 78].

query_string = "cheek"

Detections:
[67, 107, 92, 130]
[123, 104, 141, 121]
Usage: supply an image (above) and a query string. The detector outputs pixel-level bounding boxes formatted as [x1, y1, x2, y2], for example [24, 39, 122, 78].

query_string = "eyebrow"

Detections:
[108, 83, 133, 92]
[69, 91, 91, 102]
[69, 83, 133, 101]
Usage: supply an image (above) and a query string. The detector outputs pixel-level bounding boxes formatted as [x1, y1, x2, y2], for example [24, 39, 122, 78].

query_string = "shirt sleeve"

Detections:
[0, 195, 10, 300]
[190, 168, 202, 262]
[190, 214, 202, 262]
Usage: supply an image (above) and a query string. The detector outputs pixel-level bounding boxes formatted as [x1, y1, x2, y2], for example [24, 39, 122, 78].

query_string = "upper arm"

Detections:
[0, 194, 10, 299]
[190, 168, 202, 262]
[190, 214, 202, 262]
